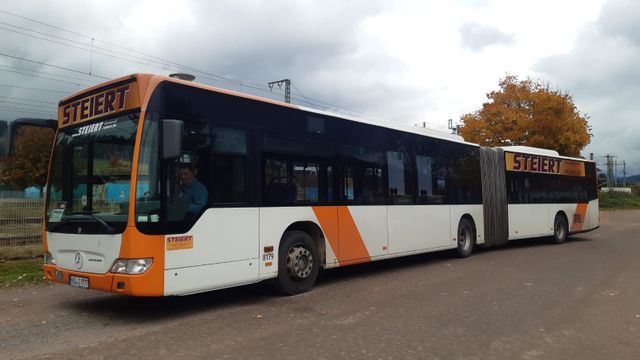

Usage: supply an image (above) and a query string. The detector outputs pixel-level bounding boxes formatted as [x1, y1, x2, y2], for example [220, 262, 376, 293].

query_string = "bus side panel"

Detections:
[164, 208, 259, 295]
[508, 204, 551, 240]
[388, 205, 452, 253]
[449, 204, 485, 245]
[347, 206, 388, 262]
[164, 260, 257, 296]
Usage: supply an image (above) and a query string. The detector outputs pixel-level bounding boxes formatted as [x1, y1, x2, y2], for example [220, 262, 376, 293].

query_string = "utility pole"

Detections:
[447, 118, 461, 135]
[623, 160, 627, 187]
[268, 79, 291, 103]
[603, 154, 616, 188]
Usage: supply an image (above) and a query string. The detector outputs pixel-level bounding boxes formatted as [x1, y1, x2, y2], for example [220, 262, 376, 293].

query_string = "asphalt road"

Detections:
[1, 210, 639, 360]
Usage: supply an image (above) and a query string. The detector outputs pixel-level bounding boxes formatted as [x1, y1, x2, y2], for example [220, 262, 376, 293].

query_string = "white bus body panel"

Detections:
[164, 208, 259, 296]
[508, 201, 599, 241]
[348, 206, 388, 258]
[46, 232, 121, 274]
[388, 205, 450, 253]
[508, 204, 551, 239]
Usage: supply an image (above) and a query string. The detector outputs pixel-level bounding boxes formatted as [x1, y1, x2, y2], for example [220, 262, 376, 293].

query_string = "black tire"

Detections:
[456, 218, 475, 258]
[275, 231, 320, 295]
[551, 213, 568, 244]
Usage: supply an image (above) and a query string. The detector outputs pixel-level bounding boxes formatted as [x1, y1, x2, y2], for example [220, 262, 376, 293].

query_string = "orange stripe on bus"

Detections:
[312, 206, 340, 260]
[571, 203, 588, 232]
[312, 206, 371, 265]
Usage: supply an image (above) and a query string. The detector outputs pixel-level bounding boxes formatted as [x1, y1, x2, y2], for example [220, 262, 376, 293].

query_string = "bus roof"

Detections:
[59, 73, 476, 147]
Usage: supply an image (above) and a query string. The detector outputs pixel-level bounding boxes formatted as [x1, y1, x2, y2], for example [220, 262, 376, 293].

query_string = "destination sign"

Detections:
[58, 81, 140, 127]
[505, 152, 585, 177]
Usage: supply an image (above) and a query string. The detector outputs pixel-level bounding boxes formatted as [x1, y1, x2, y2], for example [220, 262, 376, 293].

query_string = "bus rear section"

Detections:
[479, 146, 599, 248]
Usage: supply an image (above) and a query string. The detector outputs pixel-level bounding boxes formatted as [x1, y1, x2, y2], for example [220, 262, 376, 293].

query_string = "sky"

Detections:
[0, 0, 637, 176]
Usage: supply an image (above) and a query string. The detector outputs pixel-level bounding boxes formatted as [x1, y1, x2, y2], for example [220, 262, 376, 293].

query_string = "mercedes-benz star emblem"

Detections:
[74, 251, 83, 269]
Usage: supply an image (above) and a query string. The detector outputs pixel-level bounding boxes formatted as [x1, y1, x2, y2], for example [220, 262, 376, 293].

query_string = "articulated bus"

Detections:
[0, 74, 599, 296]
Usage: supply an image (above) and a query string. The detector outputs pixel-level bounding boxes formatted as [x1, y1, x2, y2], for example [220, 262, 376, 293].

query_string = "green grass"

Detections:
[0, 259, 44, 287]
[599, 191, 640, 210]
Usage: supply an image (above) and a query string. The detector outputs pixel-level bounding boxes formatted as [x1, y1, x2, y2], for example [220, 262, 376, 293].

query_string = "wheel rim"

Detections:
[555, 218, 566, 239]
[458, 227, 471, 251]
[286, 245, 313, 280]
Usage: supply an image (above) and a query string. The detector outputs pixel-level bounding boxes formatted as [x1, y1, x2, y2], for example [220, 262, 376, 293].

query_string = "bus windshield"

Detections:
[45, 112, 139, 234]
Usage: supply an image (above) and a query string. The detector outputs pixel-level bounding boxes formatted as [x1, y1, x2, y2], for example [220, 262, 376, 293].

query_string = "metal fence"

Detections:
[0, 198, 43, 246]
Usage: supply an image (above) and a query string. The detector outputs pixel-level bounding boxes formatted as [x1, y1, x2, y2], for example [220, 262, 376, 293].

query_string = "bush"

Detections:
[599, 191, 640, 209]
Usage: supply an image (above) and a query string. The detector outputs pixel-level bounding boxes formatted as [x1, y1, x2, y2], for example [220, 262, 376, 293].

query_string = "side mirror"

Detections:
[162, 119, 183, 160]
[0, 120, 7, 157]
[1, 118, 57, 157]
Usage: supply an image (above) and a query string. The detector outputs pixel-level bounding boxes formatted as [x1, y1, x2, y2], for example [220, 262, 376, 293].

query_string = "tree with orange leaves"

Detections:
[0, 126, 54, 190]
[459, 75, 591, 157]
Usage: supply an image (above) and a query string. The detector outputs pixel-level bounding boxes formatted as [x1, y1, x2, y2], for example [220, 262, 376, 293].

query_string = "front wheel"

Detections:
[456, 218, 475, 258]
[275, 231, 320, 295]
[551, 213, 568, 244]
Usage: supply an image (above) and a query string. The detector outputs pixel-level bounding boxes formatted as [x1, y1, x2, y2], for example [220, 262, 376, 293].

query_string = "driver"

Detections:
[178, 164, 208, 216]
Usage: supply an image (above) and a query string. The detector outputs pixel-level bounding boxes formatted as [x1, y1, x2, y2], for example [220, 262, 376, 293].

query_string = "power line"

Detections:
[0, 52, 108, 80]
[0, 64, 100, 84]
[0, 21, 185, 74]
[0, 9, 188, 70]
[0, 99, 53, 110]
[0, 68, 94, 87]
[0, 11, 321, 106]
[0, 104, 56, 116]
[0, 84, 70, 94]
[0, 95, 56, 105]
[0, 9, 440, 132]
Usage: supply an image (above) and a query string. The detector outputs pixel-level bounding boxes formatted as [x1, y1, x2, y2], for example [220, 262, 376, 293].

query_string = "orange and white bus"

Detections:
[1, 73, 599, 296]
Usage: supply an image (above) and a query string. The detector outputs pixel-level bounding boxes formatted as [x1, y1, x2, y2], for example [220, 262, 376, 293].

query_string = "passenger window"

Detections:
[387, 151, 414, 204]
[342, 165, 385, 204]
[211, 127, 247, 204]
[387, 151, 405, 195]
[417, 155, 434, 203]
[264, 158, 333, 205]
[293, 162, 319, 203]
[264, 159, 296, 204]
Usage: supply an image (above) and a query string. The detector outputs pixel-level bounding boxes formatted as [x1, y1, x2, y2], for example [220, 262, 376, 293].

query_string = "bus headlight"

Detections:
[44, 252, 56, 265]
[110, 258, 153, 275]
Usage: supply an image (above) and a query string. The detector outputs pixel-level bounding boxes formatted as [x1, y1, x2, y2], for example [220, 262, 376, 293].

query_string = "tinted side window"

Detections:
[506, 171, 591, 204]
[387, 151, 415, 204]
[264, 158, 334, 205]
[340, 145, 386, 205]
[211, 127, 247, 204]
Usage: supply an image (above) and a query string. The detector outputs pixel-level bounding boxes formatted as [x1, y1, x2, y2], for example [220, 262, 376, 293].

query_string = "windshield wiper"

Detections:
[68, 211, 117, 234]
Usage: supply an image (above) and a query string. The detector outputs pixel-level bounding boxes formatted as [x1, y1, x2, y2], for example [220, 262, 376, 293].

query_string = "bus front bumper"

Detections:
[43, 264, 162, 296]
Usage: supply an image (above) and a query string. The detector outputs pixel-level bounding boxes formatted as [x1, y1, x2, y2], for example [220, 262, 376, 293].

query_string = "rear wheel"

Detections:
[275, 231, 320, 295]
[456, 218, 475, 258]
[551, 213, 568, 244]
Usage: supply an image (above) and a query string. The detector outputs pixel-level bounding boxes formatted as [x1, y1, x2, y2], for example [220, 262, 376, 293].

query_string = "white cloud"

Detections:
[3, 0, 635, 173]
[535, 0, 640, 174]
[459, 23, 515, 52]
